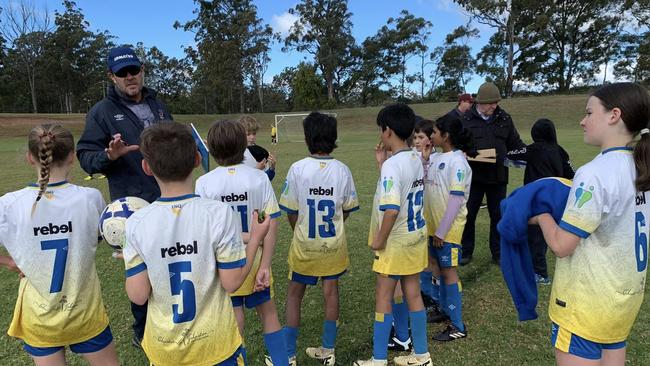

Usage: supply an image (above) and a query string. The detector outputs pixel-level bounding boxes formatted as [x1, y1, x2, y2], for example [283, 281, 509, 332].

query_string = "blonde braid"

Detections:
[30, 128, 56, 215]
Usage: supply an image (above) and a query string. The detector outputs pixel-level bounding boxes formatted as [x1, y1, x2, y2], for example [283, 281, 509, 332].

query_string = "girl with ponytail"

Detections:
[420, 114, 476, 341]
[0, 124, 118, 365]
[529, 83, 650, 365]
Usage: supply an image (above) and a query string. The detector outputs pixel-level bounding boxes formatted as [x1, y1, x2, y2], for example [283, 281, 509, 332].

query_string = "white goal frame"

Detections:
[274, 112, 338, 143]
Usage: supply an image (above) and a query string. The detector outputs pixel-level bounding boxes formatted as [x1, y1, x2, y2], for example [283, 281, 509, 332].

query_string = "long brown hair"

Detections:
[28, 124, 75, 214]
[591, 83, 650, 191]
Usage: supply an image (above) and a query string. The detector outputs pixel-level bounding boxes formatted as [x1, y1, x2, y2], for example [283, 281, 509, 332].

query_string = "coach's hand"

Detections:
[106, 133, 139, 160]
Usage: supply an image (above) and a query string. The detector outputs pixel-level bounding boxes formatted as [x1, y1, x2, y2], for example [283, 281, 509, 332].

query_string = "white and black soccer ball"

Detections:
[99, 197, 149, 249]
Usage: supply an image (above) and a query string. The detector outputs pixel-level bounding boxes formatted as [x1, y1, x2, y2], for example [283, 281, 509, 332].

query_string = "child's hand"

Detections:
[254, 267, 271, 291]
[432, 235, 444, 248]
[1, 256, 24, 277]
[241, 232, 251, 245]
[422, 141, 433, 161]
[249, 210, 270, 245]
[375, 141, 388, 167]
[111, 251, 124, 260]
[371, 239, 386, 251]
[267, 153, 277, 169]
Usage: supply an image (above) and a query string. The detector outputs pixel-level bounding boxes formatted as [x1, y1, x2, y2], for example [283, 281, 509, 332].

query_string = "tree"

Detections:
[515, 0, 623, 91]
[145, 46, 194, 113]
[291, 62, 325, 111]
[613, 32, 650, 84]
[438, 25, 479, 91]
[476, 32, 508, 92]
[284, 0, 355, 102]
[0, 0, 52, 112]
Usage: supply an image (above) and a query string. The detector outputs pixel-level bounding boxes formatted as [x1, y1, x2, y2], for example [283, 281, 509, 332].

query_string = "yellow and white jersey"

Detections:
[195, 164, 280, 297]
[0, 182, 109, 347]
[369, 149, 428, 275]
[124, 195, 244, 366]
[551, 147, 649, 343]
[423, 150, 472, 244]
[279, 156, 359, 277]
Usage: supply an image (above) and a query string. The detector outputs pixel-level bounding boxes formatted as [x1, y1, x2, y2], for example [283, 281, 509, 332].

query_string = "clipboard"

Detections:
[468, 148, 497, 163]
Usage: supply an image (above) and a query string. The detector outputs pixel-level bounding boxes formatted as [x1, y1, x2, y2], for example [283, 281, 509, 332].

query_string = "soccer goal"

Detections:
[274, 112, 338, 143]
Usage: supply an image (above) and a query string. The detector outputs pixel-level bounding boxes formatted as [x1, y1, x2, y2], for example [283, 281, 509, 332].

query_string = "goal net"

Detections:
[274, 112, 338, 143]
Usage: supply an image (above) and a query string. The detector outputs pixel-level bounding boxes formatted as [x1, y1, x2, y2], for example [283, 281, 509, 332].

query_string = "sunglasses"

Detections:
[114, 65, 141, 78]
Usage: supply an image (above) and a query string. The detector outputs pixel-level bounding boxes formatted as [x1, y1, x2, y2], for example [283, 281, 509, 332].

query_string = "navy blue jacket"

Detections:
[497, 177, 571, 321]
[76, 86, 172, 202]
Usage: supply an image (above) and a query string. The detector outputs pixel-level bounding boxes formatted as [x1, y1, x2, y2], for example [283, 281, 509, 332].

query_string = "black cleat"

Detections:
[432, 324, 467, 342]
[426, 305, 449, 323]
[387, 334, 412, 352]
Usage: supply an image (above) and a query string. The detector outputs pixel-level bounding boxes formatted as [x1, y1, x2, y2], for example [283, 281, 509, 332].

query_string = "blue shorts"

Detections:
[231, 287, 272, 309]
[377, 273, 402, 281]
[551, 323, 626, 360]
[290, 270, 346, 285]
[23, 326, 113, 357]
[429, 241, 462, 268]
[152, 346, 244, 366]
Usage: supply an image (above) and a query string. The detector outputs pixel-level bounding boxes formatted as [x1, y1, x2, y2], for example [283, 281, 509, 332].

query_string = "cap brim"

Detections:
[110, 59, 141, 73]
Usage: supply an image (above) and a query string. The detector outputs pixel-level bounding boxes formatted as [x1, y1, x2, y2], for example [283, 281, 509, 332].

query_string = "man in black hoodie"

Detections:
[506, 118, 574, 283]
[76, 46, 172, 349]
[460, 82, 525, 265]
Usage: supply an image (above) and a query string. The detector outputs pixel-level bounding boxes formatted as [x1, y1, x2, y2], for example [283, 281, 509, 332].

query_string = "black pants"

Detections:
[131, 301, 148, 339]
[527, 225, 549, 278]
[461, 181, 507, 260]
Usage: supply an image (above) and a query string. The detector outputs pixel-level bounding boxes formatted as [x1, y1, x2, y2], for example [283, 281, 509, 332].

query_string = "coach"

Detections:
[76, 46, 172, 349]
[460, 82, 524, 266]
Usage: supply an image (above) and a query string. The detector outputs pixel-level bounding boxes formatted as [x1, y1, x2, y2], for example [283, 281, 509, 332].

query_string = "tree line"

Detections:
[0, 0, 648, 114]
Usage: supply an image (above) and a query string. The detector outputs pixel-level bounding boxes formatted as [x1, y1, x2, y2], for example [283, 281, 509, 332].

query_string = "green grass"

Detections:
[1, 94, 649, 365]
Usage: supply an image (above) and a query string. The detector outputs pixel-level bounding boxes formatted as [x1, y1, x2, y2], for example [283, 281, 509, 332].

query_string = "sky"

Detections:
[29, 0, 498, 93]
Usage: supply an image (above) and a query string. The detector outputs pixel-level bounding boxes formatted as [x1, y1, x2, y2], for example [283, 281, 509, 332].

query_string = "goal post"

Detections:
[274, 112, 338, 143]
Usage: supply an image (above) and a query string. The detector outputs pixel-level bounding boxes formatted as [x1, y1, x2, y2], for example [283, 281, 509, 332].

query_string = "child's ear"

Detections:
[194, 150, 201, 168]
[25, 151, 37, 166]
[608, 107, 622, 126]
[141, 159, 154, 177]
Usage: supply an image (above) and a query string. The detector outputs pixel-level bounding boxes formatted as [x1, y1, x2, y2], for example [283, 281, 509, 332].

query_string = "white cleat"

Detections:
[352, 358, 388, 366]
[306, 346, 335, 365]
[393, 352, 432, 366]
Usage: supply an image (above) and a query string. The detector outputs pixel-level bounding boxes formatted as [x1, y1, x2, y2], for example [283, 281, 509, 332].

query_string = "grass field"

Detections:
[1, 94, 649, 365]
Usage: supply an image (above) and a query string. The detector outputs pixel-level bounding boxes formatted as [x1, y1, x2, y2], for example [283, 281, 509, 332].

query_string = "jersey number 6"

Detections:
[635, 211, 648, 272]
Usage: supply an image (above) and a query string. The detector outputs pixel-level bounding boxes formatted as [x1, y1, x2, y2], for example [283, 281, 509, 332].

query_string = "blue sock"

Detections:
[283, 326, 299, 358]
[446, 283, 465, 331]
[322, 319, 338, 349]
[373, 312, 393, 361]
[409, 310, 428, 355]
[264, 329, 289, 366]
[419, 271, 433, 300]
[431, 275, 440, 302]
[241, 345, 248, 366]
[392, 297, 409, 342]
[439, 281, 448, 315]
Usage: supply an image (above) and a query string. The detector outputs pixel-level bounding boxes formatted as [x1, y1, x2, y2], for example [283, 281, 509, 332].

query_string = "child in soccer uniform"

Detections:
[424, 114, 476, 341]
[122, 122, 270, 366]
[0, 124, 118, 366]
[240, 115, 277, 181]
[271, 125, 277, 144]
[195, 120, 288, 366]
[355, 104, 431, 366]
[277, 112, 359, 365]
[530, 83, 650, 364]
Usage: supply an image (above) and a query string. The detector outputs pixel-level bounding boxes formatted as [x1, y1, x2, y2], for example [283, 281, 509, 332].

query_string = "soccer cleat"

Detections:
[387, 334, 412, 352]
[97, 174, 106, 179]
[426, 305, 449, 323]
[305, 346, 335, 365]
[393, 352, 432, 366]
[353, 358, 388, 366]
[535, 274, 552, 285]
[83, 175, 94, 181]
[432, 324, 467, 342]
[264, 355, 296, 366]
[131, 334, 143, 350]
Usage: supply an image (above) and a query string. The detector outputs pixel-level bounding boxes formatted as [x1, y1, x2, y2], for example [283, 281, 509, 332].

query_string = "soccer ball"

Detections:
[99, 197, 149, 249]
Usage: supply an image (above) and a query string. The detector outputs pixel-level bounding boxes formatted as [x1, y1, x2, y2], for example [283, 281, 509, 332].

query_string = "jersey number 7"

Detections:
[40, 239, 69, 293]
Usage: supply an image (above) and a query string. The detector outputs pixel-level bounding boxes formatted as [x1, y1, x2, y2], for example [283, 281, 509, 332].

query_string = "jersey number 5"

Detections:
[169, 261, 197, 323]
[307, 199, 336, 239]
[635, 211, 648, 272]
[40, 239, 69, 293]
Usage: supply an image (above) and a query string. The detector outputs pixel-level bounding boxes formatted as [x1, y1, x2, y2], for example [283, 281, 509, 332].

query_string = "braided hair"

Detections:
[28, 124, 75, 215]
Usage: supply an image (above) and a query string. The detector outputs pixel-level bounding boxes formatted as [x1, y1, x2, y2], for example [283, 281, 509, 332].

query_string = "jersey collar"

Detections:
[309, 155, 333, 160]
[27, 180, 69, 188]
[601, 146, 633, 154]
[157, 194, 199, 202]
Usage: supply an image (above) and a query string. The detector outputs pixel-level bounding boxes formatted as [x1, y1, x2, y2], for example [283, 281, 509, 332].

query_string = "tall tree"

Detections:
[0, 0, 52, 112]
[145, 46, 194, 113]
[291, 62, 325, 111]
[516, 0, 623, 91]
[284, 0, 355, 102]
[438, 25, 479, 91]
[476, 32, 508, 92]
[177, 0, 273, 113]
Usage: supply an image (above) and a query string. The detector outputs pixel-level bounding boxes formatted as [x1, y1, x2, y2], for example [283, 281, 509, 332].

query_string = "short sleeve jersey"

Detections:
[551, 147, 650, 343]
[423, 150, 472, 244]
[369, 149, 428, 275]
[123, 195, 245, 365]
[195, 164, 280, 297]
[279, 156, 359, 277]
[0, 182, 108, 347]
[243, 148, 258, 168]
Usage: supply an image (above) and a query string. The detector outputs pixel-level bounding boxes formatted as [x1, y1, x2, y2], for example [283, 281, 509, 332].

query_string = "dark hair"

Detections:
[591, 82, 650, 191]
[303, 112, 338, 154]
[207, 120, 247, 166]
[377, 103, 416, 140]
[248, 144, 269, 162]
[28, 124, 75, 214]
[435, 114, 478, 158]
[414, 117, 434, 137]
[140, 122, 196, 182]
